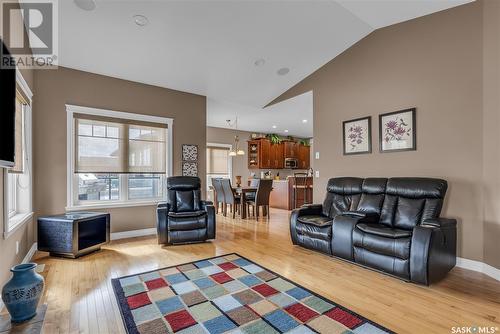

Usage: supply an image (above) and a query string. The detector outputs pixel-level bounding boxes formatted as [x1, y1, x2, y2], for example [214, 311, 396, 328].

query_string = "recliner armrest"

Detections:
[331, 212, 380, 260]
[201, 200, 214, 211]
[421, 218, 457, 228]
[294, 204, 323, 216]
[340, 211, 380, 222]
[202, 201, 216, 240]
[410, 217, 457, 285]
[290, 204, 325, 246]
[156, 202, 171, 244]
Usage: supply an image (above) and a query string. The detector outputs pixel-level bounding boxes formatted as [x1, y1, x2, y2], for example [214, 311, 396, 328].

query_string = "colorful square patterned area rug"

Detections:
[112, 254, 393, 334]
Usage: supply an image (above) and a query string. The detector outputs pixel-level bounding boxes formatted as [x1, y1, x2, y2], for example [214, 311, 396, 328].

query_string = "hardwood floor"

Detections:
[30, 208, 499, 334]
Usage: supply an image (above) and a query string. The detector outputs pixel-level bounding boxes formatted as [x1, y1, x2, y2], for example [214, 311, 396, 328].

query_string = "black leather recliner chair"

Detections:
[290, 177, 457, 285]
[157, 176, 216, 245]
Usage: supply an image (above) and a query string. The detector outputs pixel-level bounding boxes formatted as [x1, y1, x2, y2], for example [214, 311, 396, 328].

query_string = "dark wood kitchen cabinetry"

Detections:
[297, 144, 310, 169]
[284, 141, 298, 159]
[248, 140, 260, 169]
[270, 142, 284, 169]
[248, 139, 308, 170]
[248, 139, 271, 169]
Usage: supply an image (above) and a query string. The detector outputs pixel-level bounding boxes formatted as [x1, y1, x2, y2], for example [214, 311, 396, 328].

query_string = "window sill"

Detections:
[4, 212, 34, 239]
[66, 200, 162, 211]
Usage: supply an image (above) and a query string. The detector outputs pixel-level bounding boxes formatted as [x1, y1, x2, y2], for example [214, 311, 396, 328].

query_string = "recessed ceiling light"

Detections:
[254, 58, 265, 67]
[277, 67, 290, 76]
[302, 119, 308, 123]
[74, 0, 96, 11]
[284, 129, 289, 133]
[133, 14, 149, 27]
[272, 125, 277, 129]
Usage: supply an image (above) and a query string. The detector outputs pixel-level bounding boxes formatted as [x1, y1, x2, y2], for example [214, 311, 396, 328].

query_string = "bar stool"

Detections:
[293, 172, 309, 209]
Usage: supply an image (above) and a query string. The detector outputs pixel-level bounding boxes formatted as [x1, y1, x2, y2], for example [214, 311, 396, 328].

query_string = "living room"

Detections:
[0, 0, 499, 333]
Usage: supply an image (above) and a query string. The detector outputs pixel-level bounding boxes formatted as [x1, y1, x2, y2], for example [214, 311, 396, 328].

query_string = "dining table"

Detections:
[233, 186, 257, 219]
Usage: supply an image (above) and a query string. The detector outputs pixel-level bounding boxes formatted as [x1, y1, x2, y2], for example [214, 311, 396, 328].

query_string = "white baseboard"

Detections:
[22, 242, 38, 264]
[110, 228, 156, 241]
[456, 257, 500, 281]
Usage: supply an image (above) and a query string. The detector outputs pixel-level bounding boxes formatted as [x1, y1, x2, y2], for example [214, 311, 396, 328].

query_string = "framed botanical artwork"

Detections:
[182, 144, 198, 162]
[182, 162, 198, 176]
[343, 116, 372, 155]
[379, 108, 416, 153]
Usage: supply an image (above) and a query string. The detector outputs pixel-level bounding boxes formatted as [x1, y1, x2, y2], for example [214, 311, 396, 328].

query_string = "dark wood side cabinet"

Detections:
[38, 212, 110, 258]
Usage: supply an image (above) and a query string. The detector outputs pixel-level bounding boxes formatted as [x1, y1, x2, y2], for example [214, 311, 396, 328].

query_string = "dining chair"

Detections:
[246, 179, 259, 201]
[211, 178, 225, 214]
[246, 179, 273, 219]
[221, 178, 241, 218]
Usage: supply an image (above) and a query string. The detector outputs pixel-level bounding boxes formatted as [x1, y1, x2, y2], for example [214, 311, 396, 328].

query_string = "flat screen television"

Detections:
[0, 38, 16, 168]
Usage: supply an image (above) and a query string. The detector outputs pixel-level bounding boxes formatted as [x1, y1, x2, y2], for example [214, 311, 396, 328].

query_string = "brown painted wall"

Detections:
[269, 1, 494, 265]
[33, 67, 206, 233]
[0, 0, 36, 286]
[482, 0, 500, 269]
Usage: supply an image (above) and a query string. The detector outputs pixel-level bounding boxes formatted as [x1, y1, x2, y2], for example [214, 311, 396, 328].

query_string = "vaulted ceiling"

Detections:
[58, 0, 472, 136]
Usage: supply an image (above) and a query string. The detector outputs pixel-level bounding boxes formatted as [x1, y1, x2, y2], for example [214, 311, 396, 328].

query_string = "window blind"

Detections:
[207, 146, 229, 175]
[10, 92, 26, 174]
[74, 114, 167, 174]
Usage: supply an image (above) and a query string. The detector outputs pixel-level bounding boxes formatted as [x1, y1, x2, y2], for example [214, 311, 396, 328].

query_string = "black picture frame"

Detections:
[182, 162, 198, 176]
[182, 144, 198, 161]
[379, 108, 416, 153]
[342, 116, 372, 155]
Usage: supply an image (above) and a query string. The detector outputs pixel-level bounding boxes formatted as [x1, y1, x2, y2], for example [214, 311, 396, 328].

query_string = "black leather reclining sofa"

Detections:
[290, 177, 457, 285]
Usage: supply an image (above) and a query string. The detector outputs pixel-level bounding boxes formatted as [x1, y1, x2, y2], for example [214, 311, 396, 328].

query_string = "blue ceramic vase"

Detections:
[1, 263, 44, 322]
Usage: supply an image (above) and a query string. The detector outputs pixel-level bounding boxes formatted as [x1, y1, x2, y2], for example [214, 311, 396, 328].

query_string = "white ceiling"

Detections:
[58, 0, 472, 136]
[208, 91, 313, 138]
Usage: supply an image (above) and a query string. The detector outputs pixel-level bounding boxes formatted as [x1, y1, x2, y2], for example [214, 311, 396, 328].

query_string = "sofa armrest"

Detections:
[156, 202, 170, 244]
[410, 218, 457, 285]
[340, 211, 380, 222]
[296, 204, 323, 216]
[421, 218, 457, 228]
[331, 212, 380, 260]
[201, 201, 216, 240]
[290, 204, 324, 245]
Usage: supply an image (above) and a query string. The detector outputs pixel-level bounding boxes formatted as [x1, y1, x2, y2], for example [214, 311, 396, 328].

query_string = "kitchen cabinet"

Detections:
[248, 139, 309, 170]
[284, 141, 298, 159]
[270, 142, 284, 169]
[248, 140, 260, 169]
[297, 144, 310, 169]
[248, 139, 271, 169]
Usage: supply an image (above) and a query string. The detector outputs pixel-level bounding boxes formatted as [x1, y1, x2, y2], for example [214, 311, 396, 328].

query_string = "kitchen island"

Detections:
[269, 176, 313, 210]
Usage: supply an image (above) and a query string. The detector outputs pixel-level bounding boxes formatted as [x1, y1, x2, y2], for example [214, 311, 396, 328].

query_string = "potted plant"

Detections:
[266, 134, 282, 144]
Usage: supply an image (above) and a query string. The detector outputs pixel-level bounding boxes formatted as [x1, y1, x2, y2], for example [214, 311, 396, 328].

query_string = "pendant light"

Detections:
[226, 117, 245, 156]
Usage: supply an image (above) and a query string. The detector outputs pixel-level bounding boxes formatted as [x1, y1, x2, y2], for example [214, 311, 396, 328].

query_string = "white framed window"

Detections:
[206, 143, 232, 197]
[66, 105, 173, 210]
[3, 69, 34, 238]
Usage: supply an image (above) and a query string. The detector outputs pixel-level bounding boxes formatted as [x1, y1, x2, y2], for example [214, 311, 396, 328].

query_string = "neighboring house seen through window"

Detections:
[67, 106, 172, 209]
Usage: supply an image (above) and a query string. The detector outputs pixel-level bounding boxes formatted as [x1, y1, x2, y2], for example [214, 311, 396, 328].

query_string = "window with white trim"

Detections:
[206, 145, 232, 193]
[67, 106, 172, 209]
[4, 79, 33, 237]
